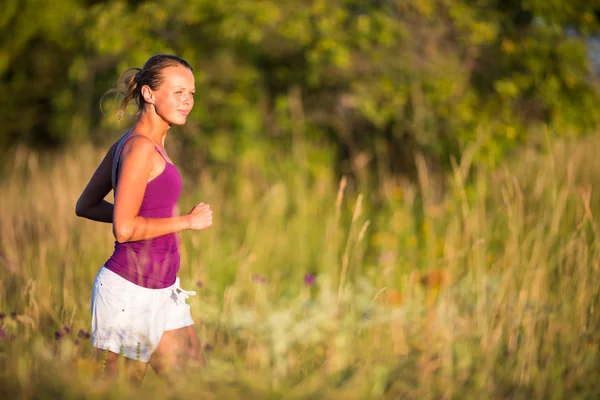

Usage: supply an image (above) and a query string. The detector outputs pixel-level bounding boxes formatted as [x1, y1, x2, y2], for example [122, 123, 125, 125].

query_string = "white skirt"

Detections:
[91, 266, 195, 362]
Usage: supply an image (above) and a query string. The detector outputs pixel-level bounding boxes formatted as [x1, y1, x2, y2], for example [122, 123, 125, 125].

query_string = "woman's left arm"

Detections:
[75, 143, 117, 223]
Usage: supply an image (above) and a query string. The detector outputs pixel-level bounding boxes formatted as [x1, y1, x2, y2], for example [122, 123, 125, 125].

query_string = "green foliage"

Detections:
[1, 0, 599, 176]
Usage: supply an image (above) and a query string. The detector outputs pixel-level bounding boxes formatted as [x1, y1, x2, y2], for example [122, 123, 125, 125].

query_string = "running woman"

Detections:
[76, 54, 213, 385]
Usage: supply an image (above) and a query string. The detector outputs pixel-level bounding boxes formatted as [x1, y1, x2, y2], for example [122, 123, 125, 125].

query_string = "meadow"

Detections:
[1, 134, 600, 399]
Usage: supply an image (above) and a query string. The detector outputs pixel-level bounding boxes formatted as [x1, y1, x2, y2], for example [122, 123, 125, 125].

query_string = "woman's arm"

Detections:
[112, 135, 211, 243]
[75, 143, 117, 223]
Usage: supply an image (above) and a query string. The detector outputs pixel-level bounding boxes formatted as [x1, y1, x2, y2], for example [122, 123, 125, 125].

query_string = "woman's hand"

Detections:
[186, 203, 213, 230]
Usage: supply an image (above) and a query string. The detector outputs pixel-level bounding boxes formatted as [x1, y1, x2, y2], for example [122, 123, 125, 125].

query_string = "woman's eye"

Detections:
[175, 91, 182, 94]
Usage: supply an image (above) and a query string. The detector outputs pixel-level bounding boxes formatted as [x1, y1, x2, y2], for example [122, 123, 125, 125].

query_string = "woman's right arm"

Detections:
[112, 135, 212, 243]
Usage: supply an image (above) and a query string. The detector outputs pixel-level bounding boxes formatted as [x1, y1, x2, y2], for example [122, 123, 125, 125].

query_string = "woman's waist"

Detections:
[137, 207, 179, 218]
[113, 234, 180, 255]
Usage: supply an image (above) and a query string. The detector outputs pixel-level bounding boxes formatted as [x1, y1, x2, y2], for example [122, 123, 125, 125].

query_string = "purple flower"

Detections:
[304, 274, 316, 286]
[252, 274, 268, 284]
[78, 329, 90, 339]
[0, 327, 7, 340]
[74, 339, 80, 346]
[62, 325, 70, 334]
[0, 312, 5, 320]
[203, 343, 214, 352]
[196, 280, 203, 288]
[54, 330, 63, 340]
[380, 251, 394, 264]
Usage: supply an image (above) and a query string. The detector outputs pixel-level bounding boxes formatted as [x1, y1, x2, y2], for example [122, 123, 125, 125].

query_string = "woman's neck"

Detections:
[133, 111, 170, 147]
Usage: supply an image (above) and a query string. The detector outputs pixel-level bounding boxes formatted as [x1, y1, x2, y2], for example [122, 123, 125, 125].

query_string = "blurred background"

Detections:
[2, 1, 600, 398]
[2, 0, 599, 181]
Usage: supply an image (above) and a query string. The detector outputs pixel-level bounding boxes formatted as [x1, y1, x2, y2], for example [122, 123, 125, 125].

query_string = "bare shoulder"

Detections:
[120, 134, 155, 159]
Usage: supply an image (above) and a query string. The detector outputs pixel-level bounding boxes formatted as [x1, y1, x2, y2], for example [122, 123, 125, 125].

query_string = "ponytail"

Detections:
[101, 55, 193, 121]
[117, 68, 142, 121]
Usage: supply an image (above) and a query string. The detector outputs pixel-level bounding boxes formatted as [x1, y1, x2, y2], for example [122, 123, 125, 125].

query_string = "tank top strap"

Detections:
[111, 130, 135, 191]
[153, 145, 170, 164]
[112, 132, 171, 191]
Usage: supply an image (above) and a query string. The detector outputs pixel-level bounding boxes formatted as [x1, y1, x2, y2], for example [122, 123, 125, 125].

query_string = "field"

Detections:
[1, 135, 600, 399]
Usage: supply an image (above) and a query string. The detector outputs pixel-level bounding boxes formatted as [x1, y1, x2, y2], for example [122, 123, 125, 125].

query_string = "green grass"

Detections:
[1, 137, 600, 399]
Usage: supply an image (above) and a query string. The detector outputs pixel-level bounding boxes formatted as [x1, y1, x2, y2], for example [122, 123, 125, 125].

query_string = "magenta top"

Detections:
[104, 136, 182, 289]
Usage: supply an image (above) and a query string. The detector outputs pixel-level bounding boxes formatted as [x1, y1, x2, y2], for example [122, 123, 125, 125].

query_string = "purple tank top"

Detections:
[104, 135, 183, 289]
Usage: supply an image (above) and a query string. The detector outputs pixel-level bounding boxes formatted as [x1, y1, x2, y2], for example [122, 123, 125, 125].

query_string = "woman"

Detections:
[76, 54, 213, 385]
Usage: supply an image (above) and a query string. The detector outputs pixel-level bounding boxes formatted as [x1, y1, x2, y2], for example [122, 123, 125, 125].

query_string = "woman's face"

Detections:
[149, 65, 195, 126]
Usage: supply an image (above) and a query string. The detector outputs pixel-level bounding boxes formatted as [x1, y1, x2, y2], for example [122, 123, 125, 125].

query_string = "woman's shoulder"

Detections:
[120, 134, 156, 158]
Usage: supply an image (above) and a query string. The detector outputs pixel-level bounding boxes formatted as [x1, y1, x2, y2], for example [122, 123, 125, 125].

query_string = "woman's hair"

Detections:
[103, 54, 193, 120]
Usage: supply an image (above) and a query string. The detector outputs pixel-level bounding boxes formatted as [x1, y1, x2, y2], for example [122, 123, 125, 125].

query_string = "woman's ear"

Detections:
[140, 85, 155, 105]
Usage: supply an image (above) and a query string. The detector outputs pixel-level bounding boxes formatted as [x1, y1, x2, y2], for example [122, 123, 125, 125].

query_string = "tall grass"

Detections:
[1, 135, 599, 399]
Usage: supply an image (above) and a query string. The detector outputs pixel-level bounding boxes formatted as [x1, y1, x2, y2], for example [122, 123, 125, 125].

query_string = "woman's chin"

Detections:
[167, 116, 188, 126]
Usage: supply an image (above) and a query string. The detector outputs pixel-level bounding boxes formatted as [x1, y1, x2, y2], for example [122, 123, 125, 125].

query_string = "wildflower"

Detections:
[62, 325, 70, 334]
[304, 274, 316, 286]
[203, 343, 214, 352]
[379, 251, 393, 264]
[78, 329, 91, 339]
[196, 280, 203, 288]
[54, 330, 63, 340]
[385, 289, 404, 306]
[0, 327, 7, 340]
[0, 312, 5, 320]
[252, 274, 268, 284]
[74, 340, 80, 346]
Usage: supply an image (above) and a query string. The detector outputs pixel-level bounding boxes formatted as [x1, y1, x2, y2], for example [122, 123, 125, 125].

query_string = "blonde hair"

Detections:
[103, 54, 193, 121]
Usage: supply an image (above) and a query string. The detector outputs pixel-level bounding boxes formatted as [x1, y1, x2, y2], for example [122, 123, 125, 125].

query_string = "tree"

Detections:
[1, 0, 599, 180]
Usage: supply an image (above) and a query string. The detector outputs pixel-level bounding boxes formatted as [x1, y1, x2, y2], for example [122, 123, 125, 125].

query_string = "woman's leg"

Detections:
[149, 325, 203, 382]
[94, 348, 148, 387]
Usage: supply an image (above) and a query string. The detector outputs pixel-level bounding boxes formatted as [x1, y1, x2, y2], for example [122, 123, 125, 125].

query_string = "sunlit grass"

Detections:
[1, 136, 600, 398]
